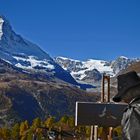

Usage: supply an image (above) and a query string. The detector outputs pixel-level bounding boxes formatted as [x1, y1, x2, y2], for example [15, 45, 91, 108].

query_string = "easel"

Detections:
[102, 74, 113, 140]
[92, 74, 112, 140]
[75, 74, 126, 140]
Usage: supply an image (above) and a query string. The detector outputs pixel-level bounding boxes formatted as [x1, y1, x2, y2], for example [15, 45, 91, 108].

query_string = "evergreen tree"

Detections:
[31, 117, 42, 130]
[20, 120, 29, 139]
[0, 128, 11, 140]
[26, 129, 33, 140]
[60, 115, 69, 124]
[44, 117, 55, 130]
[68, 116, 75, 128]
[11, 123, 20, 140]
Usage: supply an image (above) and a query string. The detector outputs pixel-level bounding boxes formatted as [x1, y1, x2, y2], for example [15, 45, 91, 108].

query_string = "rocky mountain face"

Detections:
[111, 56, 139, 74]
[0, 16, 81, 87]
[56, 56, 140, 91]
[56, 57, 112, 82]
[117, 61, 140, 75]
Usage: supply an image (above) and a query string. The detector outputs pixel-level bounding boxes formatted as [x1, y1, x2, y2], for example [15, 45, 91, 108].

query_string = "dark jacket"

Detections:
[121, 97, 140, 140]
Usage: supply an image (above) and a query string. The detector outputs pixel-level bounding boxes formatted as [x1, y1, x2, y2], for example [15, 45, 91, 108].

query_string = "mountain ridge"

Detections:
[0, 16, 85, 88]
[0, 15, 139, 126]
[56, 56, 140, 91]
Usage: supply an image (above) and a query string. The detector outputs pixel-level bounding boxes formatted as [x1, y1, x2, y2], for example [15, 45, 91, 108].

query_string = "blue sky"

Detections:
[0, 0, 140, 60]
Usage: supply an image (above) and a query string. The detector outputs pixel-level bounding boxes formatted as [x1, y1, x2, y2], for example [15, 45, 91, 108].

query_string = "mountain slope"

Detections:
[118, 61, 140, 75]
[56, 56, 112, 82]
[0, 59, 98, 126]
[0, 16, 50, 59]
[56, 56, 140, 91]
[0, 16, 79, 86]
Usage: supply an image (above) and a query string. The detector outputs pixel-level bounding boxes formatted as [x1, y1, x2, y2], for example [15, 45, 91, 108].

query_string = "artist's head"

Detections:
[113, 71, 140, 103]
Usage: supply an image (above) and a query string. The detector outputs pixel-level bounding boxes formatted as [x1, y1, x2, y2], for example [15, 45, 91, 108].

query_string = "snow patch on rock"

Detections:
[0, 17, 4, 40]
[13, 56, 55, 70]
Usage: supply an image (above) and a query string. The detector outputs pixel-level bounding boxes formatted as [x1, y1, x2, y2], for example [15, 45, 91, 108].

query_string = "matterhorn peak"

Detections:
[0, 16, 51, 60]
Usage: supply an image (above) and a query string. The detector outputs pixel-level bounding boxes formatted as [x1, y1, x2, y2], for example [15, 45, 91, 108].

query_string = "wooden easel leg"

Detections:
[108, 127, 113, 140]
[100, 75, 113, 140]
[90, 125, 94, 140]
[94, 125, 98, 140]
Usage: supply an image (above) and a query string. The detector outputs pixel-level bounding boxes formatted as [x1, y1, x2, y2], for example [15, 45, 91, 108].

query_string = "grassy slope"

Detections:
[0, 60, 99, 126]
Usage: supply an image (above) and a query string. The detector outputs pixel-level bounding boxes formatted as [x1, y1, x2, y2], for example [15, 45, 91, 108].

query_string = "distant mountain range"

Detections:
[0, 15, 139, 91]
[0, 15, 139, 126]
[56, 56, 140, 91]
[0, 16, 99, 126]
[0, 16, 95, 90]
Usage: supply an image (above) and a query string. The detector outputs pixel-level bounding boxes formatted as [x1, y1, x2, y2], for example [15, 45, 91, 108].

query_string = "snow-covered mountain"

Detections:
[111, 56, 139, 74]
[0, 16, 80, 86]
[0, 16, 139, 91]
[56, 56, 140, 85]
[0, 16, 98, 126]
[56, 57, 111, 82]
